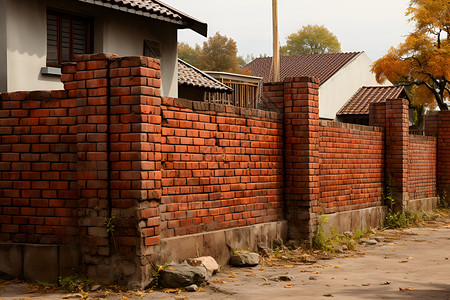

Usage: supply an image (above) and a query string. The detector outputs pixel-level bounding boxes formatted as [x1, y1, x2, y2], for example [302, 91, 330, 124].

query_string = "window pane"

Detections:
[46, 11, 91, 67]
[46, 13, 58, 66]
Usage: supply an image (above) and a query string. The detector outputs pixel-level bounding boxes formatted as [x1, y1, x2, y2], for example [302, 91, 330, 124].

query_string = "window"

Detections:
[143, 40, 161, 59]
[46, 11, 92, 67]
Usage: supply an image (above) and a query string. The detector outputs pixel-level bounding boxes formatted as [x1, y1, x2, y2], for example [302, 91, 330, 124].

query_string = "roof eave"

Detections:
[77, 0, 208, 37]
[153, 0, 208, 36]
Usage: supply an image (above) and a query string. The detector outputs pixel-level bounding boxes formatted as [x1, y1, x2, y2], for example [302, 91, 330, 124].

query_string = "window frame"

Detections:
[46, 10, 93, 68]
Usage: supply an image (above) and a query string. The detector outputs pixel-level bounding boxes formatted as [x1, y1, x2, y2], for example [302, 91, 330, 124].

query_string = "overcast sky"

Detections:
[163, 0, 414, 62]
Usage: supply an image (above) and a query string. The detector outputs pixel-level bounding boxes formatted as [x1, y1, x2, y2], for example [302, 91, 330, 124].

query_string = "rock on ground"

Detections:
[159, 264, 207, 288]
[186, 256, 219, 276]
[229, 252, 260, 267]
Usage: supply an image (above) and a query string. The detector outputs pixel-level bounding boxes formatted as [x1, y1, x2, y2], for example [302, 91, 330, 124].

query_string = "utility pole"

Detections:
[272, 0, 280, 82]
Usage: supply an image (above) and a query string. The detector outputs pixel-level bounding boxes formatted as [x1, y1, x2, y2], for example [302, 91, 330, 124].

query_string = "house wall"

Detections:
[1, 0, 178, 97]
[319, 52, 387, 120]
[0, 0, 7, 92]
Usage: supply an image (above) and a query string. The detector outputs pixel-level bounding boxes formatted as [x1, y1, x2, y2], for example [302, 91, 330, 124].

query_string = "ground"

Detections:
[1, 213, 449, 300]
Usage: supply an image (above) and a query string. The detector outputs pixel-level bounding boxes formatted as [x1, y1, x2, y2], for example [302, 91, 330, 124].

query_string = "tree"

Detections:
[177, 32, 250, 74]
[280, 25, 342, 56]
[372, 0, 450, 110]
[178, 42, 202, 67]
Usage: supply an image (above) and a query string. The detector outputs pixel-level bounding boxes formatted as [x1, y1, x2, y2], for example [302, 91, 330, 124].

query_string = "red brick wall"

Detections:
[0, 91, 77, 244]
[408, 135, 437, 200]
[159, 98, 284, 238]
[318, 121, 384, 214]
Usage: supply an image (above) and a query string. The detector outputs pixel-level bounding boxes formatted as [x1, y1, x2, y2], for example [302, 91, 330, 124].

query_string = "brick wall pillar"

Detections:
[283, 77, 320, 242]
[62, 54, 163, 284]
[65, 53, 119, 279]
[385, 98, 409, 211]
[438, 111, 450, 194]
[109, 56, 162, 284]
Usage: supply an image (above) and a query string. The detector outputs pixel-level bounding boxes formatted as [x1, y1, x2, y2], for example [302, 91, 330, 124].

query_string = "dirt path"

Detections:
[1, 219, 449, 300]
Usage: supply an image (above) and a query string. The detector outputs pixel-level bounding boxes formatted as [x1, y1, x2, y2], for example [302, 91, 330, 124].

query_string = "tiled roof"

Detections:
[76, 0, 207, 36]
[178, 59, 232, 93]
[245, 52, 362, 85]
[337, 86, 407, 116]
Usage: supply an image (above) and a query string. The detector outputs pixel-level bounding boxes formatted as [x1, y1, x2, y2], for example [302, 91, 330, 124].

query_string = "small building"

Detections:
[205, 71, 263, 109]
[337, 86, 409, 125]
[245, 52, 391, 119]
[177, 59, 232, 102]
[0, 0, 207, 97]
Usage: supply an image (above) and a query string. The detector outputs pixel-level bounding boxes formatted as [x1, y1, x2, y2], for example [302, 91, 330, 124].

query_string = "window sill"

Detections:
[40, 67, 62, 76]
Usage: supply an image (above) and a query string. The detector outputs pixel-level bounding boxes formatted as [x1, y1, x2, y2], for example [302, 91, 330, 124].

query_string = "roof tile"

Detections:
[245, 52, 362, 85]
[337, 86, 407, 115]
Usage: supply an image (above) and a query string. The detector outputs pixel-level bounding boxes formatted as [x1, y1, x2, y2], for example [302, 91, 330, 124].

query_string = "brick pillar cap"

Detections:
[75, 53, 120, 62]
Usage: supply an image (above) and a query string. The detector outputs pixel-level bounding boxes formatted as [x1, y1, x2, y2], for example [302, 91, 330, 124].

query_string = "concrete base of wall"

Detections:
[405, 197, 438, 211]
[158, 221, 288, 266]
[321, 206, 387, 234]
[0, 243, 80, 283]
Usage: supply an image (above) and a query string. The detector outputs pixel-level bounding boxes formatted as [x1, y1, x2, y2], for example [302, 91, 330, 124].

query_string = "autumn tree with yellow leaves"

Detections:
[372, 0, 450, 110]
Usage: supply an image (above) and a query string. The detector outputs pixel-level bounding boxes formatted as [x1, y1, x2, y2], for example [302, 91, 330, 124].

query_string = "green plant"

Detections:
[312, 216, 335, 252]
[104, 215, 116, 233]
[59, 276, 91, 292]
[104, 215, 118, 253]
[150, 263, 168, 289]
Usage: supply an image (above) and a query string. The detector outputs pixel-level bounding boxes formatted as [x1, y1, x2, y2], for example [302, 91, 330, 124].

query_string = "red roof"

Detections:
[245, 52, 362, 85]
[337, 86, 407, 116]
[77, 0, 207, 36]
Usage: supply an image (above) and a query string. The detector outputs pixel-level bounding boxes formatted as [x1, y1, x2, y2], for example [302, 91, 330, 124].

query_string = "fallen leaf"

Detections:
[174, 296, 189, 300]
[284, 284, 294, 288]
[164, 289, 180, 294]
[362, 283, 371, 286]
[323, 294, 334, 297]
[122, 296, 129, 300]
[199, 287, 204, 292]
[399, 287, 414, 292]
[284, 265, 294, 268]
[334, 266, 340, 269]
[211, 280, 228, 284]
[229, 274, 237, 278]
[399, 260, 409, 263]
[263, 283, 271, 286]
[168, 268, 177, 271]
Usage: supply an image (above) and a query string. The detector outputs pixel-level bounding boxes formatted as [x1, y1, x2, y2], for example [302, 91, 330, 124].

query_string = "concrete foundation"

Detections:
[158, 221, 288, 266]
[0, 243, 80, 283]
[405, 197, 438, 211]
[321, 206, 387, 234]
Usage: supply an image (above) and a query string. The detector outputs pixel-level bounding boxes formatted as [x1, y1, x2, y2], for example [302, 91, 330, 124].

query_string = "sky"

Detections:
[162, 0, 414, 62]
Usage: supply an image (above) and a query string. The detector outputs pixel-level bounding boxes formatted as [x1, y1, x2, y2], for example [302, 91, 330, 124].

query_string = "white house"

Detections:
[0, 0, 207, 97]
[245, 52, 391, 120]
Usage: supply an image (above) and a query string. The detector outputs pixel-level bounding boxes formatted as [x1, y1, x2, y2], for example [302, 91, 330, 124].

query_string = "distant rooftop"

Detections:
[245, 52, 362, 85]
[77, 0, 207, 36]
[337, 86, 407, 116]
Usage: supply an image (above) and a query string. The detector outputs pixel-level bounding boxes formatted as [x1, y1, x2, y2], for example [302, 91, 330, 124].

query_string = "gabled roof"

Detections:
[245, 52, 362, 85]
[178, 59, 232, 93]
[337, 86, 407, 116]
[76, 0, 207, 36]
